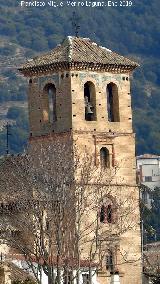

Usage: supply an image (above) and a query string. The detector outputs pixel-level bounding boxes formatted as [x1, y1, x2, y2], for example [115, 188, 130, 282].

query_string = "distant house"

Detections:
[136, 154, 160, 207]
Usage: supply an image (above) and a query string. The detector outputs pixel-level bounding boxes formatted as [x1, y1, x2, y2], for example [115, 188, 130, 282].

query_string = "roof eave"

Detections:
[18, 61, 138, 77]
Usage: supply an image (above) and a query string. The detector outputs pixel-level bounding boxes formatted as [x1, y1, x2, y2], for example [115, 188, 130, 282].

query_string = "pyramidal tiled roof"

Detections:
[19, 36, 139, 75]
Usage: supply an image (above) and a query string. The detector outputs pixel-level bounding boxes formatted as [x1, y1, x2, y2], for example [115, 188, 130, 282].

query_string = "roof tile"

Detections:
[19, 36, 139, 72]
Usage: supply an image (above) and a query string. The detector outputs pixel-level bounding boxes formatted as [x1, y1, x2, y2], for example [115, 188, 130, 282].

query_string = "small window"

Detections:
[46, 219, 50, 230]
[100, 205, 106, 223]
[106, 251, 114, 272]
[82, 273, 89, 284]
[0, 203, 4, 214]
[11, 230, 20, 238]
[107, 205, 112, 223]
[100, 204, 113, 223]
[145, 176, 152, 182]
[63, 270, 73, 284]
[100, 147, 110, 168]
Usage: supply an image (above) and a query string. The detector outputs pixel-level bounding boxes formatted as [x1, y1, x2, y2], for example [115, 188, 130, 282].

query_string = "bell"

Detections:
[86, 105, 93, 115]
[84, 96, 94, 119]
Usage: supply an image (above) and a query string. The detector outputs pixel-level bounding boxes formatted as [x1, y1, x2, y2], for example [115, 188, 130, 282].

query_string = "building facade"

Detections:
[137, 154, 160, 190]
[137, 154, 160, 208]
[18, 36, 142, 284]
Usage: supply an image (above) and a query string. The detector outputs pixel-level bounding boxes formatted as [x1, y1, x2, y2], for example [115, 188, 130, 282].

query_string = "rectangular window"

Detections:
[63, 271, 73, 284]
[82, 273, 89, 284]
[106, 252, 114, 271]
[145, 176, 152, 182]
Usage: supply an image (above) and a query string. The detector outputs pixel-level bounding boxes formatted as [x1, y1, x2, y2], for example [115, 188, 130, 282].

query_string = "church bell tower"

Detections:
[19, 36, 142, 284]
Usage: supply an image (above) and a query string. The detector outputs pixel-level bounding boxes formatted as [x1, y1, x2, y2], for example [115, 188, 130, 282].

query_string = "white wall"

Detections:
[137, 157, 160, 190]
[10, 259, 99, 284]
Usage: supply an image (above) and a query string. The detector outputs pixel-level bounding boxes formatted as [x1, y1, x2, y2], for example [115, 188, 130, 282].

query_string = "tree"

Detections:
[143, 249, 160, 284]
[13, 279, 36, 284]
[7, 107, 25, 119]
[0, 136, 140, 284]
[140, 186, 160, 283]
[140, 186, 160, 243]
[152, 275, 160, 284]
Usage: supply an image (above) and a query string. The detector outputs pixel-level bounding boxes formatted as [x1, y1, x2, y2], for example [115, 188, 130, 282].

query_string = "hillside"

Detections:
[0, 0, 160, 155]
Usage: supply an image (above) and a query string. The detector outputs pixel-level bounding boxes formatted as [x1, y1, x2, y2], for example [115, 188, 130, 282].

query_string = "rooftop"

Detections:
[18, 36, 139, 75]
[137, 154, 160, 159]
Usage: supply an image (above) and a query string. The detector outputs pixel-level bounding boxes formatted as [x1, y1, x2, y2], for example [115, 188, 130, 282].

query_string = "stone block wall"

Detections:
[28, 67, 142, 284]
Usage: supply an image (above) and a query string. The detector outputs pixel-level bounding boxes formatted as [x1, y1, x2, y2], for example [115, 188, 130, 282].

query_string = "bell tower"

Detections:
[19, 36, 142, 284]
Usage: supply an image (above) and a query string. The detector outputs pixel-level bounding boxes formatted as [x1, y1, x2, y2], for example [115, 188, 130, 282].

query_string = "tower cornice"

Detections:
[18, 61, 136, 77]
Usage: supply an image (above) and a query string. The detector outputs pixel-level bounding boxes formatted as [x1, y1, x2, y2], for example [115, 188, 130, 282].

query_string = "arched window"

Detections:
[43, 83, 57, 123]
[84, 81, 96, 121]
[107, 204, 112, 223]
[100, 147, 110, 168]
[106, 83, 119, 122]
[100, 204, 113, 223]
[100, 204, 105, 223]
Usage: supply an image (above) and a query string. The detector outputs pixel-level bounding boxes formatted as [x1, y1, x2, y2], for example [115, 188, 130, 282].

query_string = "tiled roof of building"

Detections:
[144, 242, 160, 249]
[19, 36, 139, 75]
[137, 154, 160, 159]
[8, 254, 98, 267]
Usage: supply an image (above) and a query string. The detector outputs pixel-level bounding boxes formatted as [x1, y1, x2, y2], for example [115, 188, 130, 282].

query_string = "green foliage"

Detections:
[7, 106, 25, 120]
[0, 107, 29, 155]
[152, 275, 160, 284]
[0, 45, 15, 56]
[141, 187, 160, 242]
[0, 80, 27, 102]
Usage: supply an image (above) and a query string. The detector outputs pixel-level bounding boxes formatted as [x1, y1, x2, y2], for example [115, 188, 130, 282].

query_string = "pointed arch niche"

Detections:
[84, 81, 97, 121]
[43, 83, 57, 124]
[99, 196, 117, 224]
[106, 83, 120, 122]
